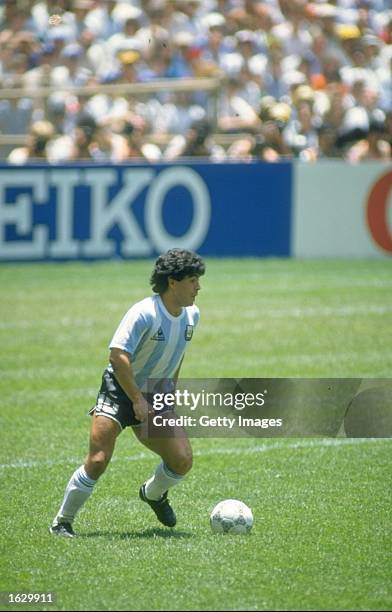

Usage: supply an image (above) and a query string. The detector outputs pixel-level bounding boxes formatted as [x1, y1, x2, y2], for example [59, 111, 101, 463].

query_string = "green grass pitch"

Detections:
[0, 258, 391, 611]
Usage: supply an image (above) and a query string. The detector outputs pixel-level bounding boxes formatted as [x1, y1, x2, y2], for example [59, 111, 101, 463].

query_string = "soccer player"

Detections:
[50, 249, 205, 537]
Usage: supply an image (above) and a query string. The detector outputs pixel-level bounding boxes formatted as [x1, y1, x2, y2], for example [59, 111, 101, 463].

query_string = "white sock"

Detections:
[53, 465, 96, 525]
[144, 462, 184, 501]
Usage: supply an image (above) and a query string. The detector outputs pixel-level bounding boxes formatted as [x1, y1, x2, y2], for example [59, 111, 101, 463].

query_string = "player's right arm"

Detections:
[109, 347, 150, 422]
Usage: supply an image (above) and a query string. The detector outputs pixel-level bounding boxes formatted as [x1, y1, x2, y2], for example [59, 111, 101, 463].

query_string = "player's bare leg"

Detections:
[133, 414, 192, 527]
[50, 415, 120, 537]
[84, 414, 121, 479]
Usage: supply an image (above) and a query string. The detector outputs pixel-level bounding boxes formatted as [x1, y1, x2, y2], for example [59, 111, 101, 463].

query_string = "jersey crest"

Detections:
[185, 324, 194, 341]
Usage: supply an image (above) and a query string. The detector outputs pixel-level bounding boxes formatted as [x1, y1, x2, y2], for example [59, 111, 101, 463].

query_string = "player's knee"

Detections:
[86, 451, 109, 478]
[170, 447, 193, 475]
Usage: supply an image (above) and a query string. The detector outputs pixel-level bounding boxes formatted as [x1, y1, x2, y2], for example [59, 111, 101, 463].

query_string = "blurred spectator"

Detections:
[284, 99, 320, 160]
[166, 31, 195, 78]
[115, 119, 162, 161]
[217, 76, 260, 132]
[116, 48, 143, 83]
[272, 0, 313, 57]
[380, 14, 391, 44]
[168, 0, 206, 42]
[262, 42, 291, 101]
[253, 101, 293, 161]
[23, 41, 58, 89]
[107, 9, 143, 57]
[316, 123, 341, 158]
[46, 111, 98, 161]
[199, 13, 232, 72]
[46, 93, 75, 134]
[83, 0, 119, 41]
[71, 0, 95, 40]
[226, 135, 255, 161]
[136, 91, 206, 135]
[31, 0, 70, 37]
[0, 77, 34, 134]
[164, 118, 225, 159]
[346, 116, 391, 161]
[86, 67, 128, 123]
[8, 120, 55, 164]
[86, 123, 119, 161]
[377, 51, 392, 112]
[51, 42, 92, 87]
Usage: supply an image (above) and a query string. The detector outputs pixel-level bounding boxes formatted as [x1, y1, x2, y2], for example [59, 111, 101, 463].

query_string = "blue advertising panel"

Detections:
[0, 162, 292, 261]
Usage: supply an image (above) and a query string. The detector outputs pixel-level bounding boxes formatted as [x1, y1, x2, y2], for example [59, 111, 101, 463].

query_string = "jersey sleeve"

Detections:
[192, 305, 200, 327]
[109, 305, 151, 356]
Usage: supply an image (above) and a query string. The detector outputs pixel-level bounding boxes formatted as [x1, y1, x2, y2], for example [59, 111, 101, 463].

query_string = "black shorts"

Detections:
[89, 368, 142, 430]
[90, 369, 175, 431]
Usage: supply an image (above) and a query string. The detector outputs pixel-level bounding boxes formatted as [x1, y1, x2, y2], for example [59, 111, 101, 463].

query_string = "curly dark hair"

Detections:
[150, 249, 206, 294]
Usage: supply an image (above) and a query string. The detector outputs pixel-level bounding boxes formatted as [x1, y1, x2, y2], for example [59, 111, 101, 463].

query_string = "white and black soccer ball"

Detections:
[210, 499, 253, 534]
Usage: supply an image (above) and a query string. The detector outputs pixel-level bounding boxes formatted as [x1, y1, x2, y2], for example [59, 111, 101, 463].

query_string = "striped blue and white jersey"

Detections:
[108, 295, 200, 389]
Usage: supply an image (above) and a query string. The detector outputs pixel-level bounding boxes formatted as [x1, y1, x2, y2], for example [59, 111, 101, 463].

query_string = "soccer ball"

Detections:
[210, 499, 253, 534]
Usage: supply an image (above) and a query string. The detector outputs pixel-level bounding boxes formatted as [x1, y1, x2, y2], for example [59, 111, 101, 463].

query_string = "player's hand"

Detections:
[132, 394, 153, 422]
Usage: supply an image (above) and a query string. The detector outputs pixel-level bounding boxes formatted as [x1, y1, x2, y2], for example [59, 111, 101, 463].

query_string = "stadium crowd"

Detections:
[0, 0, 391, 162]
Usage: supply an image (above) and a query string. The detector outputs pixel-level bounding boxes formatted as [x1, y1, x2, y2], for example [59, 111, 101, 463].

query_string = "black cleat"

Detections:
[49, 522, 75, 538]
[139, 484, 177, 527]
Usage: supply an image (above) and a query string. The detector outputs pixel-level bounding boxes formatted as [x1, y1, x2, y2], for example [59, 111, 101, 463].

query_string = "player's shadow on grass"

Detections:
[80, 528, 193, 540]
